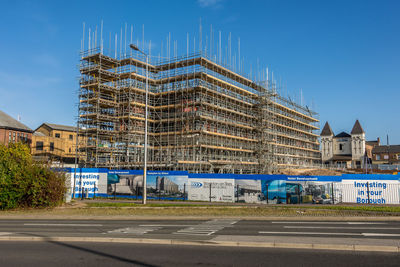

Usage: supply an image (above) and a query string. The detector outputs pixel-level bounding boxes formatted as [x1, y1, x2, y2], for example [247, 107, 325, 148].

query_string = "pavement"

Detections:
[0, 219, 400, 253]
[0, 242, 399, 266]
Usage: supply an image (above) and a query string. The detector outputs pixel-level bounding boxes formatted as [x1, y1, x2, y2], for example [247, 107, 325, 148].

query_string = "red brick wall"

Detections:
[0, 129, 32, 146]
[0, 129, 6, 145]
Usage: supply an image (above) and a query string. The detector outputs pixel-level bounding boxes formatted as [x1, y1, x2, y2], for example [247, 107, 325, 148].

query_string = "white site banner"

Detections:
[340, 180, 400, 204]
[70, 170, 108, 196]
[188, 178, 235, 202]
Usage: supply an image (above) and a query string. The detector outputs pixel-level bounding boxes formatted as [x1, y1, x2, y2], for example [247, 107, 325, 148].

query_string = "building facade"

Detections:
[78, 46, 320, 174]
[320, 120, 376, 168]
[31, 123, 80, 166]
[0, 110, 32, 146]
[372, 145, 400, 165]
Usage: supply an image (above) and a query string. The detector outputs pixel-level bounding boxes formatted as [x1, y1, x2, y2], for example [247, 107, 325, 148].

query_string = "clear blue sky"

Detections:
[0, 0, 399, 143]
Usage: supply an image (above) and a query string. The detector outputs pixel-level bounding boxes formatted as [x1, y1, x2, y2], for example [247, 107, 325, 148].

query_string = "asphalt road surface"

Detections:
[0, 219, 399, 266]
[0, 242, 399, 267]
[0, 219, 400, 240]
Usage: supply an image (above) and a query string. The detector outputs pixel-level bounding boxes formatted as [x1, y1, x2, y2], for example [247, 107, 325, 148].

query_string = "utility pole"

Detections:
[130, 44, 148, 204]
[387, 134, 390, 165]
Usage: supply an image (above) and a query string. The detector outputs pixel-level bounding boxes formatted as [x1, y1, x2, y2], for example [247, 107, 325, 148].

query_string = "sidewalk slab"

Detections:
[211, 234, 400, 247]
[0, 235, 398, 253]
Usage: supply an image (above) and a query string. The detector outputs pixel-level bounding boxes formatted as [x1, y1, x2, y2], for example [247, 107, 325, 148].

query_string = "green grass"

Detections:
[291, 205, 400, 213]
[1, 201, 399, 218]
[85, 202, 400, 213]
[86, 202, 209, 208]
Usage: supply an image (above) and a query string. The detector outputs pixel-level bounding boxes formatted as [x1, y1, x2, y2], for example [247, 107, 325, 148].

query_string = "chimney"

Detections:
[377, 137, 380, 146]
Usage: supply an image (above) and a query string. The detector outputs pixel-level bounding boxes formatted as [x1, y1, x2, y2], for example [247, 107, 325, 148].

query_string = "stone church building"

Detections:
[320, 120, 370, 168]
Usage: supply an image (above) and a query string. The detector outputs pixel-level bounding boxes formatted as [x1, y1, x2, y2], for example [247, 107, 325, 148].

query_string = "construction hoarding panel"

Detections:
[69, 168, 108, 198]
[147, 171, 188, 199]
[188, 178, 235, 202]
[107, 170, 142, 196]
[106, 170, 188, 199]
[235, 179, 263, 203]
[340, 179, 399, 204]
[282, 176, 341, 204]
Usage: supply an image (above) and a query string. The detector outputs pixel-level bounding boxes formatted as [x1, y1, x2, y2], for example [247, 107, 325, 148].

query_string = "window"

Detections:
[36, 141, 43, 151]
[8, 132, 11, 142]
[339, 144, 343, 151]
[383, 154, 389, 160]
[50, 142, 54, 151]
[398, 154, 400, 160]
[376, 155, 381, 160]
[69, 134, 73, 140]
[55, 133, 60, 138]
[69, 148, 71, 153]
[12, 132, 15, 142]
[17, 133, 20, 141]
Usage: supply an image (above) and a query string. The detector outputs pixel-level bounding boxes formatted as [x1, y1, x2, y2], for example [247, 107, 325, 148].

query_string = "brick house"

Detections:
[372, 145, 400, 165]
[31, 123, 80, 167]
[0, 110, 33, 146]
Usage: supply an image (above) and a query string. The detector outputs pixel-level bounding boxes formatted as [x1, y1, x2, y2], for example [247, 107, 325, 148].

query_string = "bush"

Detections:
[0, 142, 66, 209]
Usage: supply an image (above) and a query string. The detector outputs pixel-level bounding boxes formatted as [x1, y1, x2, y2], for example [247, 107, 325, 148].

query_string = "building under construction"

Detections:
[78, 32, 320, 174]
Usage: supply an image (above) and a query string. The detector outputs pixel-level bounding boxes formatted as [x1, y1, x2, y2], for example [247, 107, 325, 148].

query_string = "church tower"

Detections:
[320, 122, 334, 162]
[351, 120, 365, 167]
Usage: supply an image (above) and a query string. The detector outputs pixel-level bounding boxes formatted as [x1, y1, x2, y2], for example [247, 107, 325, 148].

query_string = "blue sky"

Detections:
[0, 0, 399, 143]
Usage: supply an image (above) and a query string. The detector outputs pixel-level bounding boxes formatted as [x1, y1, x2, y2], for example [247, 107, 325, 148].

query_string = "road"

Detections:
[0, 242, 399, 267]
[1, 219, 400, 240]
[0, 219, 399, 266]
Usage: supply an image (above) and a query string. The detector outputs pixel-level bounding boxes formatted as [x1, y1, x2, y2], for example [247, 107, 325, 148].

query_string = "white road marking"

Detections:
[108, 226, 161, 235]
[271, 222, 387, 225]
[175, 219, 239, 236]
[283, 226, 400, 230]
[138, 225, 193, 227]
[259, 231, 362, 236]
[362, 233, 400, 237]
[259, 231, 400, 237]
[0, 232, 12, 236]
[24, 224, 102, 227]
[347, 222, 387, 225]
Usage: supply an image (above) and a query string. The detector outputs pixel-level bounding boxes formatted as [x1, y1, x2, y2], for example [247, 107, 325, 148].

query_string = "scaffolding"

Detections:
[79, 44, 320, 174]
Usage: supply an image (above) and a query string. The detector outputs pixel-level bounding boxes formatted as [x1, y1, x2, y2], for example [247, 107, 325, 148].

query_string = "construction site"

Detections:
[78, 25, 320, 174]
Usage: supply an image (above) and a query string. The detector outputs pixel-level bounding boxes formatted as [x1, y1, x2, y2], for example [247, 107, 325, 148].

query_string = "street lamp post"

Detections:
[130, 44, 148, 204]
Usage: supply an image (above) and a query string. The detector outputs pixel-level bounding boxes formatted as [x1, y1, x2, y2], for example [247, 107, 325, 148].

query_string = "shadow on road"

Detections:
[21, 233, 159, 267]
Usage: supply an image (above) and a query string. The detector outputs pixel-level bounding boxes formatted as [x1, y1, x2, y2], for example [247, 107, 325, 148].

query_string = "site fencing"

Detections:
[74, 182, 400, 205]
[68, 169, 400, 204]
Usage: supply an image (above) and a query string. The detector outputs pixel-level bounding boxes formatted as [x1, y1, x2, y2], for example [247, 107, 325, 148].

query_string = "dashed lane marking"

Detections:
[259, 231, 362, 236]
[138, 225, 193, 227]
[260, 231, 400, 237]
[271, 222, 388, 225]
[24, 224, 103, 227]
[362, 233, 400, 237]
[284, 226, 400, 230]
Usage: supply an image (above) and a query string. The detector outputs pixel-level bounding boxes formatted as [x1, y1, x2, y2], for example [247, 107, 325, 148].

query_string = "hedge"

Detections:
[0, 142, 66, 209]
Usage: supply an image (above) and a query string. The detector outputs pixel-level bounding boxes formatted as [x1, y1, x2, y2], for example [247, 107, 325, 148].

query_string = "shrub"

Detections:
[0, 142, 66, 209]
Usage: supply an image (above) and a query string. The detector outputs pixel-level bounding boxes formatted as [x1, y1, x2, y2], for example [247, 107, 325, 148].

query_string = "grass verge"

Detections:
[85, 202, 400, 213]
[0, 201, 399, 218]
